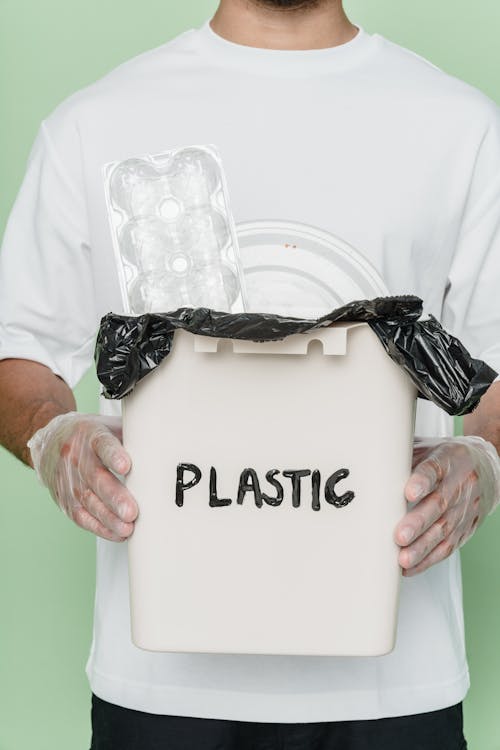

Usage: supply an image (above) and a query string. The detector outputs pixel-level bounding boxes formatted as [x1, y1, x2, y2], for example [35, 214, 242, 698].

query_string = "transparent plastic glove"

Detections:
[27, 411, 138, 542]
[395, 435, 500, 576]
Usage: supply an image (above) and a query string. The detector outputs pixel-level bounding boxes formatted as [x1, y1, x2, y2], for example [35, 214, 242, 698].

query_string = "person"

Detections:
[1, 0, 499, 747]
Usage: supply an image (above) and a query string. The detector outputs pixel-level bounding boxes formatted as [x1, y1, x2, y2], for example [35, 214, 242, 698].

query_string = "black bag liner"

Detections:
[95, 295, 497, 415]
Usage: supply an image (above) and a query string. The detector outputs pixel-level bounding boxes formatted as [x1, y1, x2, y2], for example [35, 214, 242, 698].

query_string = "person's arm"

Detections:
[463, 381, 500, 449]
[0, 118, 139, 541]
[394, 98, 500, 576]
[0, 358, 75, 466]
[0, 357, 138, 541]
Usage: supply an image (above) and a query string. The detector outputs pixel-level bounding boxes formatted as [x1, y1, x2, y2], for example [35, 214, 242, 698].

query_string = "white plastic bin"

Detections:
[122, 321, 417, 656]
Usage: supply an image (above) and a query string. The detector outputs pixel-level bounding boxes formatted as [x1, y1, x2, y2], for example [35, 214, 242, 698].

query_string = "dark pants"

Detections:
[90, 693, 468, 749]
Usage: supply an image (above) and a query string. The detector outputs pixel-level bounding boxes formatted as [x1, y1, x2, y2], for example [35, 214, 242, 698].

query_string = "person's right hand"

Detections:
[27, 412, 138, 542]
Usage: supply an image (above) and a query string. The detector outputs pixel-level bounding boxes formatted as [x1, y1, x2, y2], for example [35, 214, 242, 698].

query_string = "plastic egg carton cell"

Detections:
[103, 145, 248, 315]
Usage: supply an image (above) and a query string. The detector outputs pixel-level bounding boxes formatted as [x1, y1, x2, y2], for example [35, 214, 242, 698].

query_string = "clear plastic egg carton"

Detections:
[103, 145, 248, 315]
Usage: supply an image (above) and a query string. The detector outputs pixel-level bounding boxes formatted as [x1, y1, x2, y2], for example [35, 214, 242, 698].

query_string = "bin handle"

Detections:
[192, 323, 366, 356]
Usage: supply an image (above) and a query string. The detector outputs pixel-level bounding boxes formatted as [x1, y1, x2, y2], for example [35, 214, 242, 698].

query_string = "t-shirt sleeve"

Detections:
[0, 119, 97, 388]
[441, 101, 500, 382]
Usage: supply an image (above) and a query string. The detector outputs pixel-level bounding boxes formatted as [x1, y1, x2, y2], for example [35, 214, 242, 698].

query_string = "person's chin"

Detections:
[251, 0, 323, 10]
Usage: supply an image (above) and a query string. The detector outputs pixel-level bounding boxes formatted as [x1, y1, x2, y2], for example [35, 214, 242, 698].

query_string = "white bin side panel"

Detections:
[122, 324, 417, 655]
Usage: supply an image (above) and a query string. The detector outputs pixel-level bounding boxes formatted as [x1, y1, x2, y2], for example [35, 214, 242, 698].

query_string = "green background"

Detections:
[1, 1, 499, 747]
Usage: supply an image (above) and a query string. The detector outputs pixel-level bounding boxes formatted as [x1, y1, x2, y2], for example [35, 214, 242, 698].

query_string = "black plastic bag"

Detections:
[94, 295, 497, 415]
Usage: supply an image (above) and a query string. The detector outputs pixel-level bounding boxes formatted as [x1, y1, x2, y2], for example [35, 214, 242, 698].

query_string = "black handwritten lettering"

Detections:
[236, 468, 263, 507]
[283, 470, 311, 508]
[175, 464, 355, 509]
[175, 463, 202, 507]
[209, 467, 232, 507]
[261, 469, 284, 507]
[311, 469, 321, 511]
[324, 468, 355, 508]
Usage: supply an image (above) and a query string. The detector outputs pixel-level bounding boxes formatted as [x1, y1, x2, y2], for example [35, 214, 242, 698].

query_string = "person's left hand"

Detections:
[395, 436, 500, 576]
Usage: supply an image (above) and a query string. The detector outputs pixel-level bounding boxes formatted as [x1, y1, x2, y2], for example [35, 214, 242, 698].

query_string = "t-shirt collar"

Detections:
[193, 17, 378, 75]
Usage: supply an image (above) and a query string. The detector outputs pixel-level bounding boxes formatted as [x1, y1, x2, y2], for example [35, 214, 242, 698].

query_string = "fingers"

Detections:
[397, 466, 480, 546]
[70, 504, 128, 543]
[72, 424, 138, 528]
[396, 459, 480, 570]
[398, 511, 449, 569]
[402, 536, 457, 577]
[83, 489, 135, 538]
[87, 462, 139, 524]
[43, 417, 138, 541]
[395, 489, 446, 546]
[58, 476, 136, 540]
[405, 456, 444, 503]
[398, 495, 481, 573]
[92, 428, 131, 476]
[390, 438, 487, 577]
[406, 441, 476, 504]
[83, 423, 137, 520]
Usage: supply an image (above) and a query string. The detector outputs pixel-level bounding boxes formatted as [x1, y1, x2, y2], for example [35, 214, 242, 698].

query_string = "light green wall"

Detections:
[0, 1, 499, 747]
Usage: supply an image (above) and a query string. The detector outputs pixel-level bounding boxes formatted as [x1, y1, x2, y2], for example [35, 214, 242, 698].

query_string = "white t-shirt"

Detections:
[1, 18, 500, 723]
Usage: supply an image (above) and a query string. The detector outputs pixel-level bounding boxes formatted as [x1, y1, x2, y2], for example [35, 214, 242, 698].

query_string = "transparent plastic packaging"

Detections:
[103, 146, 248, 315]
[236, 220, 390, 318]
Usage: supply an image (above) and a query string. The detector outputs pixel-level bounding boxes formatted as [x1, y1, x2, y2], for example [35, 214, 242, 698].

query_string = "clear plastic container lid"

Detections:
[236, 220, 390, 318]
